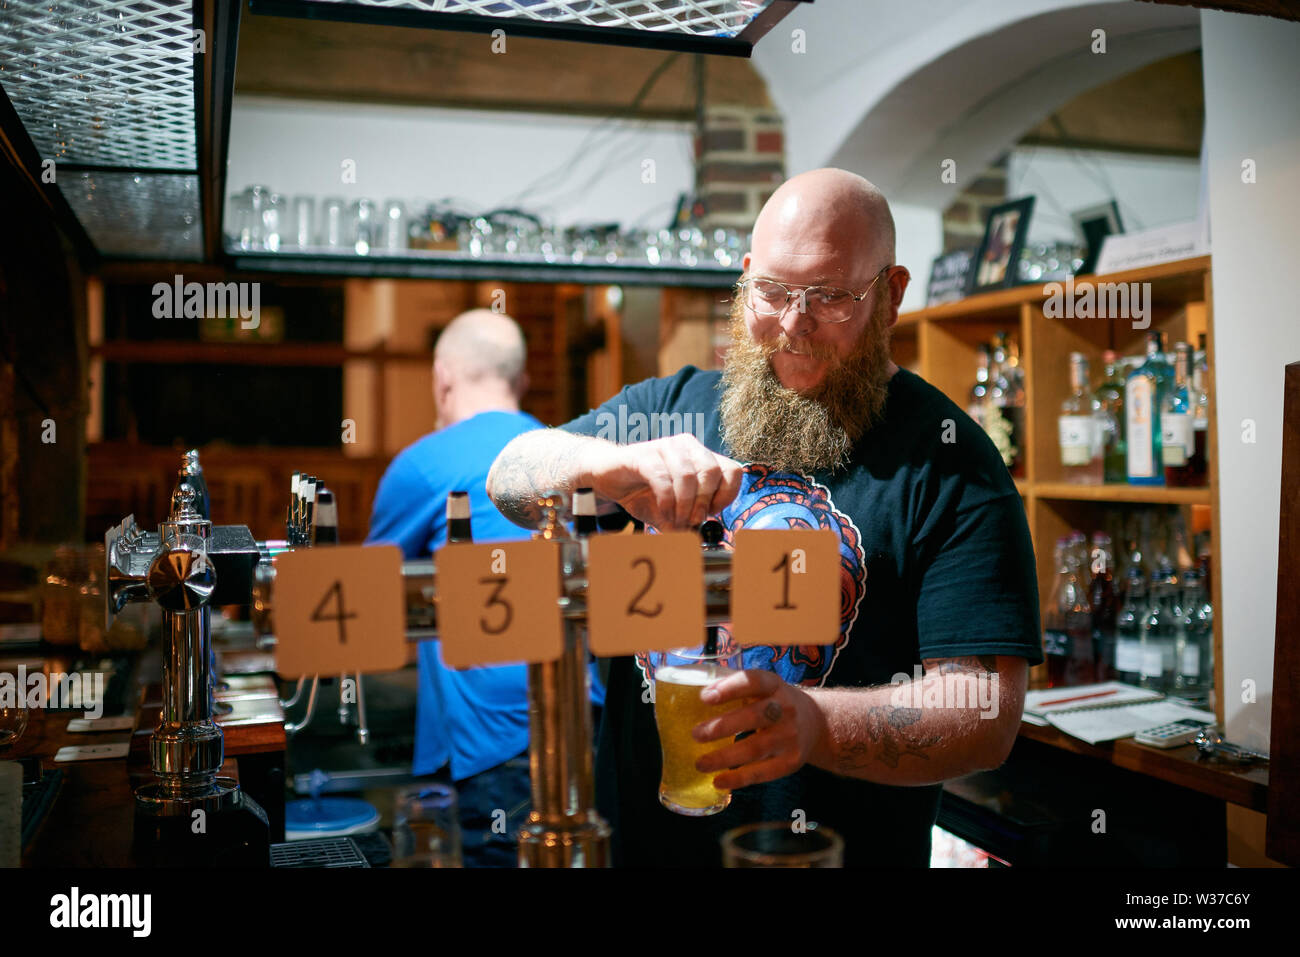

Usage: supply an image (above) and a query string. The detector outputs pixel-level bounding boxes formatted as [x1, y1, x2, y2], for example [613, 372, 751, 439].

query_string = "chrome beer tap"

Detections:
[105, 457, 269, 865]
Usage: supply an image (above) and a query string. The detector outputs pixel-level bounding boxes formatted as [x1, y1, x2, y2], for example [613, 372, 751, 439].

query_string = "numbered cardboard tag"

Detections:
[730, 529, 839, 647]
[586, 532, 704, 656]
[436, 540, 564, 668]
[274, 545, 406, 677]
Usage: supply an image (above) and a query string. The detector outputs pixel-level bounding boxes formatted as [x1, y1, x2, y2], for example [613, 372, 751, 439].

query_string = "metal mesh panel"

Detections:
[59, 171, 202, 258]
[0, 0, 196, 169]
[300, 0, 776, 36]
[270, 837, 371, 868]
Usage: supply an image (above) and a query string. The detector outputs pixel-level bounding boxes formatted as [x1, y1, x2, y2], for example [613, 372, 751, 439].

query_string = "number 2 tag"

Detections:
[586, 532, 704, 656]
[274, 545, 407, 677]
[730, 529, 839, 647]
[436, 540, 564, 667]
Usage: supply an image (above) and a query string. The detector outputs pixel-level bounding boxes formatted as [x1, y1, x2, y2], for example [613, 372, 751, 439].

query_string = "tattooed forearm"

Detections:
[833, 705, 943, 773]
[486, 429, 601, 529]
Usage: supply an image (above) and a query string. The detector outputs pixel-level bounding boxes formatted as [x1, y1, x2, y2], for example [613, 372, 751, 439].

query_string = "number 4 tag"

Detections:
[274, 545, 406, 677]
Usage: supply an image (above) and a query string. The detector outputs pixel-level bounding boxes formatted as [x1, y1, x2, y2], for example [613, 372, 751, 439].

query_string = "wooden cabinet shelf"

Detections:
[899, 256, 1223, 720]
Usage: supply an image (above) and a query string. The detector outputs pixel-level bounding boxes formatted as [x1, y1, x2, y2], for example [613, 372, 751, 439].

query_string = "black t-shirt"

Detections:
[560, 365, 1043, 867]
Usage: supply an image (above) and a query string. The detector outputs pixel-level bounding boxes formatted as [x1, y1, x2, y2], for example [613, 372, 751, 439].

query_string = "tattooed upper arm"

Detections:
[921, 655, 1000, 675]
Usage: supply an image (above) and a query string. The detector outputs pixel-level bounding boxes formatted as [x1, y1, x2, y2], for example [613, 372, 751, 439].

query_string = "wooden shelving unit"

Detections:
[897, 256, 1222, 719]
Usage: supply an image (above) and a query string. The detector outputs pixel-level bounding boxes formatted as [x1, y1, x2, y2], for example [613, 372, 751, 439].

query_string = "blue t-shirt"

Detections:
[561, 365, 1042, 867]
[367, 409, 604, 781]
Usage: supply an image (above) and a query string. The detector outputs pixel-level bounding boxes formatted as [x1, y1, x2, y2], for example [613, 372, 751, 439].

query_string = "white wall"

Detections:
[1007, 147, 1201, 244]
[226, 95, 694, 231]
[1201, 10, 1300, 754]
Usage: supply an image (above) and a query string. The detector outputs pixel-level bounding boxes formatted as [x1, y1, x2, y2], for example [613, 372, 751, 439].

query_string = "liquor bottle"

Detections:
[1114, 574, 1147, 686]
[988, 332, 1026, 478]
[1089, 533, 1118, 682]
[1067, 530, 1090, 591]
[447, 490, 473, 544]
[1191, 333, 1210, 484]
[1139, 579, 1176, 692]
[1161, 342, 1197, 486]
[313, 488, 339, 546]
[1093, 350, 1127, 484]
[1126, 331, 1173, 485]
[288, 471, 302, 544]
[1179, 569, 1214, 699]
[968, 344, 991, 428]
[1059, 353, 1103, 483]
[1043, 538, 1094, 687]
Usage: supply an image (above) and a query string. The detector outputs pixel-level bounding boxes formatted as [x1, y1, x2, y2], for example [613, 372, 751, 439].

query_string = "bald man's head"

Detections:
[434, 309, 527, 390]
[752, 168, 896, 278]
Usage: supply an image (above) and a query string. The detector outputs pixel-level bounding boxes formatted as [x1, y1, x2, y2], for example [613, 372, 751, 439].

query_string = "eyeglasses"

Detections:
[737, 267, 890, 324]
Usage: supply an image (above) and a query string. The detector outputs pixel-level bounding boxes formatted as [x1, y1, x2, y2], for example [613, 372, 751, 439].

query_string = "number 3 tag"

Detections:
[274, 545, 407, 677]
[586, 532, 703, 656]
[436, 540, 564, 667]
[730, 529, 839, 647]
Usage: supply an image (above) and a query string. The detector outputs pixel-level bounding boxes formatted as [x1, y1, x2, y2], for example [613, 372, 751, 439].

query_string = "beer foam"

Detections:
[655, 664, 730, 686]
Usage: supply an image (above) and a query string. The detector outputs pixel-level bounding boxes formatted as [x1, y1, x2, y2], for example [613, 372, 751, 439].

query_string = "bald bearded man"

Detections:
[367, 309, 602, 866]
[487, 169, 1042, 868]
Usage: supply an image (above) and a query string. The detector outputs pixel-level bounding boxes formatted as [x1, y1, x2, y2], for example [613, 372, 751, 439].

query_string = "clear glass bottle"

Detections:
[1191, 333, 1210, 485]
[1114, 573, 1147, 686]
[1043, 538, 1094, 687]
[987, 332, 1026, 479]
[1093, 350, 1127, 484]
[1126, 331, 1173, 485]
[1059, 352, 1103, 483]
[968, 343, 991, 428]
[1174, 569, 1212, 698]
[1089, 533, 1118, 682]
[1162, 342, 1197, 486]
[1139, 580, 1176, 692]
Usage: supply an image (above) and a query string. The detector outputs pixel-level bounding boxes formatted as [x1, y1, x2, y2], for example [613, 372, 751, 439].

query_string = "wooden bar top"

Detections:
[1018, 720, 1269, 812]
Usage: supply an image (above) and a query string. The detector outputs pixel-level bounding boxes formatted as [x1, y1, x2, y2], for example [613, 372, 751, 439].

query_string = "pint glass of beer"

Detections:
[651, 644, 744, 816]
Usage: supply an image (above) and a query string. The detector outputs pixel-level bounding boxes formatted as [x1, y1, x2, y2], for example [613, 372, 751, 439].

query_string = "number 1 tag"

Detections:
[436, 540, 564, 667]
[730, 529, 839, 647]
[274, 545, 407, 677]
[586, 532, 703, 655]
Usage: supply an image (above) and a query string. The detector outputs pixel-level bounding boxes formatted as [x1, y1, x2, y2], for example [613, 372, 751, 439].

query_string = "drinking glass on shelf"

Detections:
[721, 822, 844, 867]
[320, 197, 346, 251]
[650, 642, 744, 817]
[380, 199, 406, 253]
[226, 191, 255, 251]
[288, 195, 315, 250]
[0, 666, 28, 752]
[391, 783, 463, 867]
[261, 192, 285, 252]
[350, 199, 378, 255]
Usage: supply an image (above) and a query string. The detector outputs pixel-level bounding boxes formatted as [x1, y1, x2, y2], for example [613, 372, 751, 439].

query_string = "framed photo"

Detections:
[970, 196, 1035, 293]
[1071, 200, 1124, 277]
[926, 249, 975, 306]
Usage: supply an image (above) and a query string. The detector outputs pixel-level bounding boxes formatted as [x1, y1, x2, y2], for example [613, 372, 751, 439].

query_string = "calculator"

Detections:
[1134, 720, 1212, 749]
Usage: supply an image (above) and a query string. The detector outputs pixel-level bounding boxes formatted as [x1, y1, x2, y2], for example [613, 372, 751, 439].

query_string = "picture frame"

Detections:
[1071, 200, 1124, 277]
[970, 196, 1035, 294]
[925, 249, 975, 306]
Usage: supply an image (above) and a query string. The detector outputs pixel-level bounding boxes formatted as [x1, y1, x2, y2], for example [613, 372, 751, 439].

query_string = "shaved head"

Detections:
[435, 309, 527, 390]
[752, 168, 896, 282]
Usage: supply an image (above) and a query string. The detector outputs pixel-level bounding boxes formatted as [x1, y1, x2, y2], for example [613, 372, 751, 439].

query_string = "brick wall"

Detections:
[696, 105, 787, 231]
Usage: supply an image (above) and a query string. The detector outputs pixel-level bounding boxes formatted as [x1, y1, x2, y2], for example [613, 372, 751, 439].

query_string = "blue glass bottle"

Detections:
[1125, 331, 1173, 485]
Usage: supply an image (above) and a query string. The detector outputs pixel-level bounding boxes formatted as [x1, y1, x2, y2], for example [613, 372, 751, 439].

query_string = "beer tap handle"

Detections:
[447, 490, 473, 544]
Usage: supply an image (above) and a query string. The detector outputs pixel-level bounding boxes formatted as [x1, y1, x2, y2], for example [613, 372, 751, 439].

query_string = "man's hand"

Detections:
[582, 433, 744, 530]
[689, 669, 829, 791]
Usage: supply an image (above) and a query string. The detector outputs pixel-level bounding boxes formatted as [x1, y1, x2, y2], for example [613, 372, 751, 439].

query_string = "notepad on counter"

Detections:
[1022, 682, 1215, 745]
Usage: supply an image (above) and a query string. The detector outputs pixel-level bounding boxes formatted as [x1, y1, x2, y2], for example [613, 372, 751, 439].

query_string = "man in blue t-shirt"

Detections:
[487, 169, 1042, 867]
[367, 308, 602, 866]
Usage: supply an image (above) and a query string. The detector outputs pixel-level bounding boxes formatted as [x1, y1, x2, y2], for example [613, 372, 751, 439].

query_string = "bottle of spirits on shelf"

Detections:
[1059, 352, 1103, 483]
[988, 332, 1026, 479]
[1174, 568, 1212, 698]
[1115, 573, 1147, 686]
[968, 343, 991, 428]
[1093, 350, 1127, 484]
[1191, 333, 1210, 484]
[1162, 342, 1198, 486]
[1043, 537, 1094, 687]
[1126, 331, 1173, 485]
[1139, 579, 1176, 692]
[1089, 533, 1118, 682]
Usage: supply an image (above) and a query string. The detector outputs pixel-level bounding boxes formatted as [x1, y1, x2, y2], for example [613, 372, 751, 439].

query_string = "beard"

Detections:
[718, 291, 893, 474]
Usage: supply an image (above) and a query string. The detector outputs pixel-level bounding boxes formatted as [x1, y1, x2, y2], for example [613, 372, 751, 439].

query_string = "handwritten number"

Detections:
[772, 553, 796, 610]
[480, 576, 513, 635]
[626, 557, 663, 618]
[311, 580, 358, 644]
